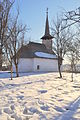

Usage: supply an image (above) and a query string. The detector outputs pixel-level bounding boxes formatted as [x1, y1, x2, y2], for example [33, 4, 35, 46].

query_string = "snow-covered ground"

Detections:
[0, 72, 80, 120]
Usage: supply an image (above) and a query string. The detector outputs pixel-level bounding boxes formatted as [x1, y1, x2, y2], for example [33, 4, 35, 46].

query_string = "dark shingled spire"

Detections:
[41, 8, 53, 40]
[45, 8, 49, 35]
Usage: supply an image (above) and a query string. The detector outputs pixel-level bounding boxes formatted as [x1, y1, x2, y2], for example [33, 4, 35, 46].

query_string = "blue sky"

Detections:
[13, 0, 80, 43]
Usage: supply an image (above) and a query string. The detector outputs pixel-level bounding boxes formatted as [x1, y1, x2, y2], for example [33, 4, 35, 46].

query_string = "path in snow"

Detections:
[56, 96, 80, 120]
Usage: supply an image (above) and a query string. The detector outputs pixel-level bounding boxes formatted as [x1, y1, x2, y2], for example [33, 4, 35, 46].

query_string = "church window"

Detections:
[37, 65, 40, 70]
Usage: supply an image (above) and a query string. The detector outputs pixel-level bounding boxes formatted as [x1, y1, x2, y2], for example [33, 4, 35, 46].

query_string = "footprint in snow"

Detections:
[38, 90, 47, 94]
[38, 99, 44, 105]
[0, 109, 2, 114]
[23, 107, 28, 114]
[29, 107, 39, 114]
[4, 107, 13, 114]
[40, 105, 49, 111]
[55, 106, 65, 112]
[58, 99, 64, 101]
[20, 91, 24, 94]
[11, 113, 22, 120]
[8, 100, 14, 104]
[10, 105, 15, 110]
[73, 85, 80, 88]
[17, 95, 24, 100]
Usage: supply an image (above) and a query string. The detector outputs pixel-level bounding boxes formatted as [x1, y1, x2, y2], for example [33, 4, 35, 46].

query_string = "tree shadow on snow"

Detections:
[54, 96, 80, 120]
[0, 71, 54, 79]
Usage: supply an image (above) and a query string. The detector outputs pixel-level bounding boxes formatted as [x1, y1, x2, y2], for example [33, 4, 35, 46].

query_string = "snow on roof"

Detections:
[35, 52, 57, 59]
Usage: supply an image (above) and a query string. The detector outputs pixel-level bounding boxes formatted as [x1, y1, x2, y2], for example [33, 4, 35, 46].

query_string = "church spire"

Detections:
[45, 8, 49, 35]
[41, 8, 53, 40]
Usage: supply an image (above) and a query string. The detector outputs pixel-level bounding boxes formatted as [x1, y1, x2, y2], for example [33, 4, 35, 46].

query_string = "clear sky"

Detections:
[13, 0, 80, 43]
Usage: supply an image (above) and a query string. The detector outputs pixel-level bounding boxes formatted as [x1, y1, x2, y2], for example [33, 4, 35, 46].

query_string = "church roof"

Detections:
[18, 42, 57, 59]
[41, 8, 53, 40]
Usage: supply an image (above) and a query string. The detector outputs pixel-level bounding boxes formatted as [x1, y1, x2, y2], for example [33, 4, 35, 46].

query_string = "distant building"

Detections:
[13, 9, 58, 72]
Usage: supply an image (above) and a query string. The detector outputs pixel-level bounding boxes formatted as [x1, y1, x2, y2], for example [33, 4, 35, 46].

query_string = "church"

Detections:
[13, 9, 58, 72]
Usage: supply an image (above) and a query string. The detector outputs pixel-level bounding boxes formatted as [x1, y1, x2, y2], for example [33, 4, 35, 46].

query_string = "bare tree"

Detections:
[5, 12, 26, 78]
[51, 15, 74, 78]
[5, 41, 13, 80]
[0, 0, 14, 70]
[62, 7, 80, 81]
[66, 41, 80, 81]
[63, 7, 80, 27]
[75, 26, 80, 60]
[64, 7, 80, 57]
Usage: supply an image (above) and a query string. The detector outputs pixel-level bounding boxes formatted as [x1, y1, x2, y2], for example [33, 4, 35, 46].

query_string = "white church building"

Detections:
[13, 9, 58, 72]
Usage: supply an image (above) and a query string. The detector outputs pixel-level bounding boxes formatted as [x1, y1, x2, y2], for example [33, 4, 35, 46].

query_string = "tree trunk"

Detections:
[11, 61, 13, 80]
[71, 72, 73, 82]
[15, 64, 19, 77]
[58, 59, 62, 78]
[0, 49, 2, 70]
[71, 64, 73, 82]
[58, 64, 62, 78]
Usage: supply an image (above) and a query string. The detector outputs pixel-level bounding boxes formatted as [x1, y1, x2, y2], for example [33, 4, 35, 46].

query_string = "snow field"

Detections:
[0, 72, 80, 120]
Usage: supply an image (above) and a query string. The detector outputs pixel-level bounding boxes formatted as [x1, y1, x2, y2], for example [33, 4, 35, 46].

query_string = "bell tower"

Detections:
[41, 8, 53, 51]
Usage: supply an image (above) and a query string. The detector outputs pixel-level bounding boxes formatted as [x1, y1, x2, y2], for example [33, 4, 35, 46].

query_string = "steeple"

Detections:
[45, 8, 49, 35]
[41, 8, 53, 40]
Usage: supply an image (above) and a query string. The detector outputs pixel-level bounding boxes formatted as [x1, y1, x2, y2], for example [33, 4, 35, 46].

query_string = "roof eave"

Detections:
[41, 35, 53, 40]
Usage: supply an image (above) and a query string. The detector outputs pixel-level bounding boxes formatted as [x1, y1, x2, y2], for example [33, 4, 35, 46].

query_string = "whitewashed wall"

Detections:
[13, 58, 33, 72]
[33, 58, 58, 72]
[13, 58, 58, 72]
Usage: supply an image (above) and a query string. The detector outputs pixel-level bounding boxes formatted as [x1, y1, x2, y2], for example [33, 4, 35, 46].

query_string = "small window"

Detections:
[37, 65, 40, 70]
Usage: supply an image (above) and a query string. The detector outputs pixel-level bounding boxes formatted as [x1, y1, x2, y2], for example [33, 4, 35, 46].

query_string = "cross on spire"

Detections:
[46, 8, 48, 15]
